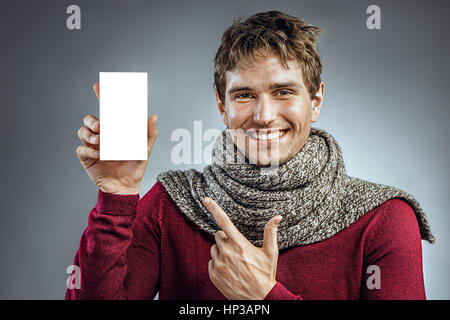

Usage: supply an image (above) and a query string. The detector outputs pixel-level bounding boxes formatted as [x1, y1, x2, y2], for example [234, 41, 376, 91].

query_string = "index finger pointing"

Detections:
[202, 197, 243, 240]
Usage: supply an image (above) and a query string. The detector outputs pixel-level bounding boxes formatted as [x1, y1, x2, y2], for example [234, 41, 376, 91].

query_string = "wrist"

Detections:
[258, 280, 277, 300]
[100, 184, 140, 195]
[111, 188, 139, 195]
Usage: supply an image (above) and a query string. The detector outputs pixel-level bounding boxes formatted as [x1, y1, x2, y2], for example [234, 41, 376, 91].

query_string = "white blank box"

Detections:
[99, 72, 148, 160]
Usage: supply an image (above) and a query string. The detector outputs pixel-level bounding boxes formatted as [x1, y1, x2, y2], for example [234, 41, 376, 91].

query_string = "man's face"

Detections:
[215, 53, 324, 166]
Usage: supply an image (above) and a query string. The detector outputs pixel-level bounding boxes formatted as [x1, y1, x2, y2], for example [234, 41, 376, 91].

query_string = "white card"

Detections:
[99, 72, 148, 160]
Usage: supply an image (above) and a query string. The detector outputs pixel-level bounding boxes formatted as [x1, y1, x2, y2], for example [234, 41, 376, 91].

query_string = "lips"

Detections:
[245, 129, 289, 141]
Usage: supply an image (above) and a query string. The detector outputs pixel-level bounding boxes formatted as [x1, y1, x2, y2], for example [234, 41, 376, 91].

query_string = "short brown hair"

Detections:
[214, 10, 322, 102]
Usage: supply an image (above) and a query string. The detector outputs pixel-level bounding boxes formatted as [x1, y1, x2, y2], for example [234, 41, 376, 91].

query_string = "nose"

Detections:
[253, 94, 277, 126]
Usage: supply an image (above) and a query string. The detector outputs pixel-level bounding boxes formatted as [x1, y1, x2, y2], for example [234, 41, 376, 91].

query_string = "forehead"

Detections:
[225, 54, 304, 89]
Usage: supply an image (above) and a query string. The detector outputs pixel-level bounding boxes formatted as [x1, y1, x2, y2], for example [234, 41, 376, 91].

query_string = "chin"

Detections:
[254, 158, 277, 167]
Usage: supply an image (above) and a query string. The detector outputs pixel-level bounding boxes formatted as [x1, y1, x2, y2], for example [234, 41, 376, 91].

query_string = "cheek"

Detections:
[226, 104, 253, 129]
[279, 99, 310, 129]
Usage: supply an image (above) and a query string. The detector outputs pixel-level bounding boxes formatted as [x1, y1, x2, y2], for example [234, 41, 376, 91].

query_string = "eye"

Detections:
[276, 90, 291, 96]
[236, 93, 253, 99]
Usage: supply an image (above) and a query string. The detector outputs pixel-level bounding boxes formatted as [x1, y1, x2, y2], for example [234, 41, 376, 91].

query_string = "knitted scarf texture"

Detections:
[157, 127, 434, 250]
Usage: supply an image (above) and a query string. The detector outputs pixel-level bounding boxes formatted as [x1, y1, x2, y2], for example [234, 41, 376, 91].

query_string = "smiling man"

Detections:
[68, 10, 434, 300]
[219, 56, 322, 167]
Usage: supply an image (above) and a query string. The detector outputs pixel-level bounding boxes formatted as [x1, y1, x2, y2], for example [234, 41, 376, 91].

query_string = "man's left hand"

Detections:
[202, 197, 282, 300]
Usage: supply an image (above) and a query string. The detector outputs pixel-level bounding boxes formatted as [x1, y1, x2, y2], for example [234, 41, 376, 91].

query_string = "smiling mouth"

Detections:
[245, 129, 289, 141]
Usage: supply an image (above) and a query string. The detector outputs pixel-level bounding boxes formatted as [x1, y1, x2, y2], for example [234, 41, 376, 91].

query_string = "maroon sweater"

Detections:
[66, 181, 426, 300]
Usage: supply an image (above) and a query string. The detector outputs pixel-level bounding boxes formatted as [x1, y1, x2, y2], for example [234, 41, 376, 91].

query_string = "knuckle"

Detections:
[235, 243, 246, 255]
[217, 230, 226, 238]
[90, 148, 98, 157]
[214, 259, 225, 272]
[219, 247, 229, 259]
[210, 244, 217, 256]
[79, 127, 90, 140]
[77, 127, 84, 138]
[83, 114, 91, 125]
[267, 228, 275, 238]
[80, 127, 96, 143]
[216, 216, 225, 227]
[214, 232, 223, 242]
[208, 268, 217, 282]
[84, 114, 97, 128]
[90, 134, 98, 144]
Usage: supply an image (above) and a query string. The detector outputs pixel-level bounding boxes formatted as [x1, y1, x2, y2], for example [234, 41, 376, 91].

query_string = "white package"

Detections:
[99, 72, 148, 160]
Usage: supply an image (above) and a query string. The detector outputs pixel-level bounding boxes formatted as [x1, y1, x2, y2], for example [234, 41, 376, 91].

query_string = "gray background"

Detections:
[0, 0, 449, 299]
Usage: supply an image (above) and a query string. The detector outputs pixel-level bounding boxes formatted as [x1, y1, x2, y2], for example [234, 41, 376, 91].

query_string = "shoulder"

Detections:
[364, 198, 422, 252]
[138, 180, 211, 240]
[139, 181, 167, 208]
[136, 181, 178, 226]
[139, 180, 180, 208]
[371, 199, 419, 234]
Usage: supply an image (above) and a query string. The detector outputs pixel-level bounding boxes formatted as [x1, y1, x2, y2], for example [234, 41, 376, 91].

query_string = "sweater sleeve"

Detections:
[65, 182, 163, 300]
[263, 282, 303, 300]
[361, 199, 426, 300]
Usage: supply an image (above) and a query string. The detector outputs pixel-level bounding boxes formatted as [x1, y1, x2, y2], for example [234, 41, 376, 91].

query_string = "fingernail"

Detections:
[275, 216, 282, 226]
[91, 136, 97, 144]
[203, 197, 210, 204]
[93, 151, 99, 158]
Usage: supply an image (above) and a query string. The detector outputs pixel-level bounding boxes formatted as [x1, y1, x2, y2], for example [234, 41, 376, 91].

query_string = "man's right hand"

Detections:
[76, 83, 158, 195]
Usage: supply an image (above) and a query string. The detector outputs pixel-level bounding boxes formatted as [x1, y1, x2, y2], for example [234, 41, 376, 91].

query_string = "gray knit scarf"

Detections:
[157, 127, 434, 250]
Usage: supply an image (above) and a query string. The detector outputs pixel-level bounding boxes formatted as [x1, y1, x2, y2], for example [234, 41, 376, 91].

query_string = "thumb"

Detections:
[263, 215, 282, 253]
[147, 115, 158, 157]
[93, 82, 100, 100]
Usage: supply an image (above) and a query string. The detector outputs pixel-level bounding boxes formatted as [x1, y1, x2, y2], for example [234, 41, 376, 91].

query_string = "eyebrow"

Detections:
[269, 82, 302, 90]
[227, 82, 302, 95]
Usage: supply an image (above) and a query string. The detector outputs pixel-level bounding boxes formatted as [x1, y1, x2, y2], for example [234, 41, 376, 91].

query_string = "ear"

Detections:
[215, 89, 229, 127]
[311, 82, 325, 123]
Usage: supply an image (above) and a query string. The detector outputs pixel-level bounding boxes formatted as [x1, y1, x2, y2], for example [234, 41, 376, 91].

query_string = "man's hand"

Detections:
[202, 197, 282, 300]
[76, 83, 158, 195]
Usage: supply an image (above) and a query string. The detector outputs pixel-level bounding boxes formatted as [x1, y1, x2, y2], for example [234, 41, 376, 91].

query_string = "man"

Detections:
[68, 10, 434, 300]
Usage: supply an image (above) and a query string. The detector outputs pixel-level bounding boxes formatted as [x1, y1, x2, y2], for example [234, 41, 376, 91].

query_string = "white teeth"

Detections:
[252, 130, 286, 141]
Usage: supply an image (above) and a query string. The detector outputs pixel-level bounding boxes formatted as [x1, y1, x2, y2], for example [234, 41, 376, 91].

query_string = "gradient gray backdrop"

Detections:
[1, 0, 449, 299]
